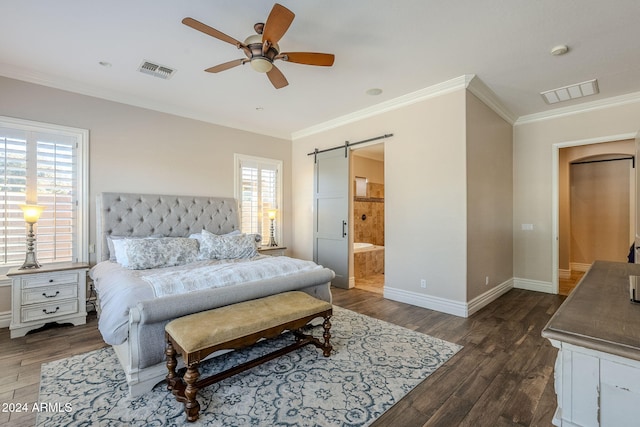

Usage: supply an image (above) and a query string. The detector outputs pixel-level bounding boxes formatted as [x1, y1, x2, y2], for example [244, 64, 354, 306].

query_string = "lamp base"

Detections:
[19, 251, 41, 269]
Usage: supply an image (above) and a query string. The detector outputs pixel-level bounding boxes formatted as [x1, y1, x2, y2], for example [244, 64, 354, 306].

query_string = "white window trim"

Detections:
[0, 116, 89, 273]
[233, 153, 283, 246]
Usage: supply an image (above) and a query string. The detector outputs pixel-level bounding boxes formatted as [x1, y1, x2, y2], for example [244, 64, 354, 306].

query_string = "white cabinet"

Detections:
[543, 261, 640, 427]
[549, 340, 640, 426]
[8, 262, 89, 338]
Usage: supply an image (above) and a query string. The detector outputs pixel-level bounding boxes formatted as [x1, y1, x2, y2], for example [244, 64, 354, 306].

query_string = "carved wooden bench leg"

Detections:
[322, 314, 332, 357]
[183, 364, 201, 422]
[165, 338, 178, 391]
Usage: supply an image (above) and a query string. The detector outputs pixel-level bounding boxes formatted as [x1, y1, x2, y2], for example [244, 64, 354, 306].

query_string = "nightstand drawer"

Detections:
[21, 283, 78, 305]
[21, 299, 78, 323]
[20, 272, 79, 289]
[8, 262, 89, 338]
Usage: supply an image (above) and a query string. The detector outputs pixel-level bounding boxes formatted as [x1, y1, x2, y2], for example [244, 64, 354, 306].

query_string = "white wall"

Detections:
[514, 101, 640, 286]
[292, 89, 469, 304]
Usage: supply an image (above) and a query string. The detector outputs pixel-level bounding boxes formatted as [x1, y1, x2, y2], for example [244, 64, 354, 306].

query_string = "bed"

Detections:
[90, 193, 334, 396]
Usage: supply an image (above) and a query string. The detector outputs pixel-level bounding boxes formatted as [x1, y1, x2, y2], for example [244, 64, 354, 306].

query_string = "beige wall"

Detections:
[293, 89, 469, 303]
[558, 140, 634, 271]
[352, 155, 384, 184]
[0, 76, 292, 315]
[465, 92, 513, 301]
[514, 101, 640, 285]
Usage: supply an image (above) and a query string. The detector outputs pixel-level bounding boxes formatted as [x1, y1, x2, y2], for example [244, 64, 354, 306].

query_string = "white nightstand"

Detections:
[8, 262, 89, 339]
[258, 246, 287, 256]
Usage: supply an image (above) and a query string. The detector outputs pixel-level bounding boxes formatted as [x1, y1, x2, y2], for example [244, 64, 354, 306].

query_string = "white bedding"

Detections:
[90, 256, 322, 345]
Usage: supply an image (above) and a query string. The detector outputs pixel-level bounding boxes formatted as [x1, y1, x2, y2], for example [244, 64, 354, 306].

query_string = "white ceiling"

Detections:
[1, 1, 640, 139]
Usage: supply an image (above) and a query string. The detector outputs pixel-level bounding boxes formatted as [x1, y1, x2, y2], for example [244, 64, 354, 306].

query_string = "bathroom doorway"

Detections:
[350, 143, 385, 294]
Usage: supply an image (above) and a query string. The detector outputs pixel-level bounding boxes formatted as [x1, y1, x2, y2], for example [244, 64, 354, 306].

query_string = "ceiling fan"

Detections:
[182, 3, 335, 89]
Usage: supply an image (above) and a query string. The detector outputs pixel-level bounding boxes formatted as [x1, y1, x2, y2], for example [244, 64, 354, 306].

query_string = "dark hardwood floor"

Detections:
[0, 287, 565, 426]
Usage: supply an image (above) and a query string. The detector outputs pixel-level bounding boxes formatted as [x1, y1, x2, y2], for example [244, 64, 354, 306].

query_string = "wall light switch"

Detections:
[521, 224, 534, 231]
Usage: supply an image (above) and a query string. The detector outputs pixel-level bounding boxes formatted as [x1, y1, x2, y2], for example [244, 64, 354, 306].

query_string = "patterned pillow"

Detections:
[107, 235, 162, 261]
[112, 237, 199, 270]
[198, 230, 259, 260]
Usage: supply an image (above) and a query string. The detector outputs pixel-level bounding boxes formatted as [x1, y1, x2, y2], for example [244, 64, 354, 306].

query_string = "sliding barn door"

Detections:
[636, 130, 640, 263]
[313, 149, 349, 288]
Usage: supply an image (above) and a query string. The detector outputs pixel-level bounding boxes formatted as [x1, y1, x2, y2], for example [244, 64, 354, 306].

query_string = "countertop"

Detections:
[542, 260, 640, 361]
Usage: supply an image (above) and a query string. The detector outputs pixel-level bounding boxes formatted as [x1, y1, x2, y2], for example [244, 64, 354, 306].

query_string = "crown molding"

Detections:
[292, 74, 517, 140]
[292, 75, 470, 140]
[465, 75, 517, 124]
[515, 90, 640, 126]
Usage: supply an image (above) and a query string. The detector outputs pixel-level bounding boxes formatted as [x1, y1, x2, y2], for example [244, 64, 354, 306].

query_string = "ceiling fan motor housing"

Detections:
[244, 34, 279, 72]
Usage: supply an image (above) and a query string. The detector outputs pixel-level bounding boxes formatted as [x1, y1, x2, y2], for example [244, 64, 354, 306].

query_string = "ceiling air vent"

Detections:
[138, 60, 176, 80]
[540, 79, 599, 104]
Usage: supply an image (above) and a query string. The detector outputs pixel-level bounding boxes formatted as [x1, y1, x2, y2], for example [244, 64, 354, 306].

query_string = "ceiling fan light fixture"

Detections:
[250, 57, 273, 73]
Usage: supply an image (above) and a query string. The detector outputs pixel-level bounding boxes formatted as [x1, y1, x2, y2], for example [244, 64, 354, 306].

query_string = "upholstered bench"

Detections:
[165, 291, 333, 422]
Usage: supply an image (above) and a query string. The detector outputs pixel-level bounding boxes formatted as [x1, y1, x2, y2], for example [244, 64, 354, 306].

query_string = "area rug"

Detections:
[37, 306, 461, 426]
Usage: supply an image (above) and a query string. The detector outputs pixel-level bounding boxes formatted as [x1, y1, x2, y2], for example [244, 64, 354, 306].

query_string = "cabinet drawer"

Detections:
[21, 284, 78, 305]
[20, 272, 79, 289]
[21, 299, 78, 323]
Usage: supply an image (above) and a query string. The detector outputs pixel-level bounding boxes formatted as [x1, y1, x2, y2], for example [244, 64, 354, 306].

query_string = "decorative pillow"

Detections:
[198, 230, 259, 260]
[189, 229, 241, 243]
[112, 237, 199, 270]
[107, 235, 162, 261]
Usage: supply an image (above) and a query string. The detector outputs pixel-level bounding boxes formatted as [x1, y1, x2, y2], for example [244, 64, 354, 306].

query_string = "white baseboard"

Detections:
[384, 278, 515, 318]
[467, 278, 514, 316]
[383, 287, 468, 317]
[514, 277, 554, 293]
[558, 269, 571, 280]
[0, 311, 11, 328]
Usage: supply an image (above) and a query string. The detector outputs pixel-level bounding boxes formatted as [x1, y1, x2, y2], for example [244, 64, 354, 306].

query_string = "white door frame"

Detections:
[551, 132, 637, 294]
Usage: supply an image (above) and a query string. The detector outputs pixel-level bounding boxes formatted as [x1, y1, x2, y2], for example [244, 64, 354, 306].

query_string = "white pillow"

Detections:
[198, 230, 259, 260]
[112, 237, 199, 269]
[189, 229, 241, 243]
[107, 235, 162, 261]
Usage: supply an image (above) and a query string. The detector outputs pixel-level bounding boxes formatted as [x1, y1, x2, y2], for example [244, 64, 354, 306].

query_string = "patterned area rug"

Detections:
[37, 306, 461, 426]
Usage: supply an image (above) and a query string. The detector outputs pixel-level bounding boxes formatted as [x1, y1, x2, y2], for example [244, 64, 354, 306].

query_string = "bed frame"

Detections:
[95, 193, 334, 396]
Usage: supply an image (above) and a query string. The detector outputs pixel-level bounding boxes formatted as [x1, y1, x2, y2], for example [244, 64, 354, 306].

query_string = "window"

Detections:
[234, 154, 282, 245]
[0, 116, 88, 272]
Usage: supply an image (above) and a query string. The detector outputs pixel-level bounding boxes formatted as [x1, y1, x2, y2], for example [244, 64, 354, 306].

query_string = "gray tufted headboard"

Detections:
[96, 193, 240, 262]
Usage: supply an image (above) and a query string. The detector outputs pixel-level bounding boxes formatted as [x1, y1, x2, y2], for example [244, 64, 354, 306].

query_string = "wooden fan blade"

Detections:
[262, 4, 295, 45]
[267, 64, 289, 89]
[279, 52, 335, 66]
[205, 59, 246, 73]
[182, 17, 244, 47]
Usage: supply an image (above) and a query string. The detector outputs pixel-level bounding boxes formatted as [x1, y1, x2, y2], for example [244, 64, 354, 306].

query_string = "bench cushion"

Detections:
[165, 291, 332, 353]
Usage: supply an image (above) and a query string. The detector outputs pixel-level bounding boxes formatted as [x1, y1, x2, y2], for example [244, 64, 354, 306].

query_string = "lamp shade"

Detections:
[20, 204, 45, 223]
[267, 209, 277, 220]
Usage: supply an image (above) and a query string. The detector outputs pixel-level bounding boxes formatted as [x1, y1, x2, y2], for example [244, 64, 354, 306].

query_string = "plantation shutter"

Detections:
[36, 134, 76, 263]
[0, 127, 78, 266]
[0, 127, 28, 264]
[237, 156, 280, 241]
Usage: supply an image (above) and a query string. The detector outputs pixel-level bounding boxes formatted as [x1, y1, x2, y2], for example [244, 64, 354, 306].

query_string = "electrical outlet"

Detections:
[420, 279, 427, 289]
[485, 276, 489, 286]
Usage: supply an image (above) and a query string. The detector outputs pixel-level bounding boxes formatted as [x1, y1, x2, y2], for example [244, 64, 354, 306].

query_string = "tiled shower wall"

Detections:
[353, 182, 384, 246]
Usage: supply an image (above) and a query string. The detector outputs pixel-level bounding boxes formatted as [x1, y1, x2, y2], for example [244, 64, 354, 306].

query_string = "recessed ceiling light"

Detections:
[98, 61, 112, 68]
[541, 79, 599, 104]
[550, 45, 569, 56]
[366, 88, 383, 96]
